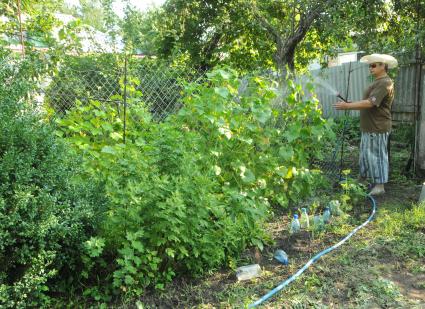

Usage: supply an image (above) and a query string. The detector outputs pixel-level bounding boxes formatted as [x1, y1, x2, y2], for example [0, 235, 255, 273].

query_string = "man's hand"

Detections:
[334, 101, 349, 110]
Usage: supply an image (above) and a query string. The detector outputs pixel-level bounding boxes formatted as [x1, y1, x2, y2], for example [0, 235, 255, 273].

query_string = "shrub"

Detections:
[0, 54, 105, 308]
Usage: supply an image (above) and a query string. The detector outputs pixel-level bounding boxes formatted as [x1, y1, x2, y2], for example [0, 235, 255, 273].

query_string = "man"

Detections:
[334, 53, 397, 195]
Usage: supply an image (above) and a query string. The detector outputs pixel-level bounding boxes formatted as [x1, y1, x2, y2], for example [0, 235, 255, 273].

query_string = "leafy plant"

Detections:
[339, 170, 367, 212]
[55, 67, 334, 299]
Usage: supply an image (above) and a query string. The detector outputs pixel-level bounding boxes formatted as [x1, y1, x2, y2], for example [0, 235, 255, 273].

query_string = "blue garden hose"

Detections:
[248, 194, 377, 308]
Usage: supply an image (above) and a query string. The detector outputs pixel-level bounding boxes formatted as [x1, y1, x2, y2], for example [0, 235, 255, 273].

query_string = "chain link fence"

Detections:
[43, 55, 207, 121]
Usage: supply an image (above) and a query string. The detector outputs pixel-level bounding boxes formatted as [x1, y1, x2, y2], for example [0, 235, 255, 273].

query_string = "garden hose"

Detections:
[248, 194, 377, 308]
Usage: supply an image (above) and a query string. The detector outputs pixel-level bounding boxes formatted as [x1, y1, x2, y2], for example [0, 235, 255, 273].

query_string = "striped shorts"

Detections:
[359, 132, 390, 184]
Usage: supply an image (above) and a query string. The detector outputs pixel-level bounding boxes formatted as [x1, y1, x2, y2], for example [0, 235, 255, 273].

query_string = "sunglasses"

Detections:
[369, 63, 382, 68]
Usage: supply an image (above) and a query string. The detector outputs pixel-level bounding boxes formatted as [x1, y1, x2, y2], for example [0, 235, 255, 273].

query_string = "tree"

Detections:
[143, 0, 391, 75]
[60, 0, 105, 31]
[120, 4, 159, 55]
[0, 0, 79, 53]
[352, 0, 425, 63]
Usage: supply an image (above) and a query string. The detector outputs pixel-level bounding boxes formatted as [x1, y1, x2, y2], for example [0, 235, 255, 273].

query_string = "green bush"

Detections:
[0, 54, 105, 308]
[56, 68, 333, 299]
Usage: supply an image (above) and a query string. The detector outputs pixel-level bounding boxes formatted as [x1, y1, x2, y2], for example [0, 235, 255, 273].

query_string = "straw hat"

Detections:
[360, 53, 398, 68]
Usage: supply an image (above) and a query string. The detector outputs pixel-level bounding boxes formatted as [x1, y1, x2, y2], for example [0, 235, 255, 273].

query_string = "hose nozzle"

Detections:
[336, 93, 348, 102]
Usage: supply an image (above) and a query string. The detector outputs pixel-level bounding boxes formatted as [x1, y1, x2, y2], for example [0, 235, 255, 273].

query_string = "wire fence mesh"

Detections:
[42, 55, 207, 121]
[45, 65, 123, 113]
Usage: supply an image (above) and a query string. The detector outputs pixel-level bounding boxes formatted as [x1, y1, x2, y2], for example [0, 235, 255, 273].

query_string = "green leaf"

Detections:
[101, 146, 116, 154]
[218, 69, 232, 79]
[124, 275, 135, 285]
[165, 248, 175, 258]
[253, 107, 272, 124]
[110, 132, 123, 141]
[241, 168, 255, 183]
[279, 147, 294, 161]
[214, 87, 229, 98]
[131, 240, 145, 253]
[102, 123, 114, 131]
[205, 115, 215, 124]
[285, 124, 301, 142]
[238, 136, 253, 144]
[135, 137, 146, 146]
[218, 126, 232, 139]
[251, 238, 264, 251]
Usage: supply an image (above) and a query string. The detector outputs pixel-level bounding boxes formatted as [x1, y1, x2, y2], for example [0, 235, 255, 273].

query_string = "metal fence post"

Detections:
[123, 55, 128, 144]
[414, 47, 424, 174]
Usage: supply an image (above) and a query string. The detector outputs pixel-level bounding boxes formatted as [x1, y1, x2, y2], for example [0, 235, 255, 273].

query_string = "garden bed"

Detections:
[138, 134, 425, 308]
[139, 181, 424, 309]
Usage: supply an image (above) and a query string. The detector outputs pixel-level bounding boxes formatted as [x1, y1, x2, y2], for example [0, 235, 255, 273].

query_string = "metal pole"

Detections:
[414, 45, 423, 173]
[123, 55, 128, 144]
[413, 0, 424, 174]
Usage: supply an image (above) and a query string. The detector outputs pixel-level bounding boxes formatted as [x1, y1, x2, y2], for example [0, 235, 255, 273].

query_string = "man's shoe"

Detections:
[369, 185, 385, 196]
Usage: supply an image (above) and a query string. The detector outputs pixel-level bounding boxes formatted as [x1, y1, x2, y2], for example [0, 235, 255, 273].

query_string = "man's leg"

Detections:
[359, 132, 372, 185]
[369, 132, 389, 195]
[359, 133, 367, 179]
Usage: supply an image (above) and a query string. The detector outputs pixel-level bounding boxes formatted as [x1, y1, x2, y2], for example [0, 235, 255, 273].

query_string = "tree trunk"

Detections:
[252, 3, 324, 79]
[17, 0, 25, 56]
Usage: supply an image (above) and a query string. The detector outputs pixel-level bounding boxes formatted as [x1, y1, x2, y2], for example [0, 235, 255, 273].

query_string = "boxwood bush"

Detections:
[0, 53, 106, 308]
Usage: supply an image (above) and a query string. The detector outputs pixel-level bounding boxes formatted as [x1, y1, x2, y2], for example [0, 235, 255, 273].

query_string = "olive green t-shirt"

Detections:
[360, 76, 394, 133]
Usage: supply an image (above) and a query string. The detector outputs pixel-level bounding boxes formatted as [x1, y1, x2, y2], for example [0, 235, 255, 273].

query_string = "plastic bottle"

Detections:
[329, 200, 342, 216]
[313, 214, 323, 231]
[236, 264, 262, 281]
[323, 207, 331, 223]
[300, 207, 310, 229]
[289, 214, 301, 234]
[273, 249, 289, 265]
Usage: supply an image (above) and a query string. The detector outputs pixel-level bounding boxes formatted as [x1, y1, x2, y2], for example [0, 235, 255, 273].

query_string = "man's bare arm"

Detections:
[334, 99, 374, 110]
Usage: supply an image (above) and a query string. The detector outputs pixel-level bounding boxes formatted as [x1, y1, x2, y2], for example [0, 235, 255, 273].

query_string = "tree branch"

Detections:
[243, 0, 337, 72]
[250, 4, 285, 50]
